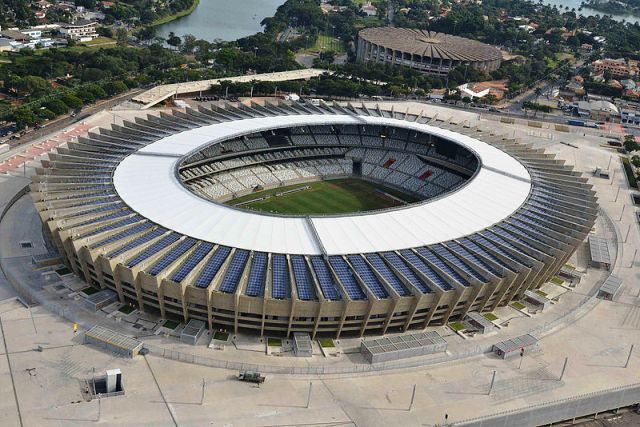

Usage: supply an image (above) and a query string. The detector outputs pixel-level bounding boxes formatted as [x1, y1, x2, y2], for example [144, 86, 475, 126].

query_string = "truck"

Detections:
[238, 370, 265, 384]
[567, 119, 585, 127]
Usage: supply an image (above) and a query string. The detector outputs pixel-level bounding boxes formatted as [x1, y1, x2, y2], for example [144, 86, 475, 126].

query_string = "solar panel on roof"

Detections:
[108, 228, 166, 258]
[219, 250, 249, 293]
[80, 216, 140, 238]
[310, 256, 341, 300]
[171, 242, 214, 282]
[148, 238, 197, 275]
[195, 246, 231, 288]
[329, 256, 367, 300]
[271, 254, 290, 299]
[381, 252, 431, 293]
[127, 233, 180, 267]
[347, 255, 388, 299]
[399, 249, 453, 291]
[457, 238, 511, 273]
[291, 255, 315, 300]
[365, 253, 411, 296]
[432, 245, 487, 282]
[245, 252, 267, 297]
[90, 222, 151, 249]
[416, 247, 470, 287]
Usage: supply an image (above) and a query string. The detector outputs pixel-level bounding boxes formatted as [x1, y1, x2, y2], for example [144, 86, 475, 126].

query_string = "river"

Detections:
[157, 0, 286, 42]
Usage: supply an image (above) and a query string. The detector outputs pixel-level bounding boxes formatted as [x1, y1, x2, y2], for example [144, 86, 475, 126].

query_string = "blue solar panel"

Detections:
[460, 237, 514, 271]
[75, 210, 130, 228]
[271, 254, 290, 299]
[447, 240, 503, 277]
[126, 233, 180, 267]
[481, 231, 532, 263]
[431, 245, 486, 282]
[108, 228, 166, 258]
[381, 252, 431, 293]
[347, 255, 388, 299]
[291, 255, 316, 300]
[365, 253, 411, 296]
[492, 226, 539, 250]
[310, 256, 341, 300]
[68, 202, 121, 218]
[90, 222, 152, 249]
[416, 247, 470, 287]
[219, 250, 249, 293]
[399, 249, 453, 291]
[245, 252, 267, 297]
[171, 242, 214, 282]
[195, 246, 231, 288]
[81, 216, 140, 238]
[147, 238, 197, 275]
[328, 256, 366, 300]
[501, 223, 549, 248]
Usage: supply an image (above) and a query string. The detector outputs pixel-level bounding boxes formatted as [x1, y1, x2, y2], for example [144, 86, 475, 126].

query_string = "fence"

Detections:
[455, 382, 640, 426]
[146, 343, 490, 375]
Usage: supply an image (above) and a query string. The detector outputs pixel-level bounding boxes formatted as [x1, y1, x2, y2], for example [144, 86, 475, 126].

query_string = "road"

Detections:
[0, 88, 144, 161]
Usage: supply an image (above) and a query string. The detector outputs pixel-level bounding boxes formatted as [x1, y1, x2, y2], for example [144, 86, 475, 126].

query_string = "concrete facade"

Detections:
[31, 102, 596, 339]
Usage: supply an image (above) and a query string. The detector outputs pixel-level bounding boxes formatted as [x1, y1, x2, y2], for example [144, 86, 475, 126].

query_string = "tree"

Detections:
[60, 93, 83, 110]
[44, 99, 69, 115]
[136, 26, 156, 44]
[116, 28, 128, 46]
[15, 76, 48, 97]
[13, 107, 36, 130]
[167, 32, 182, 50]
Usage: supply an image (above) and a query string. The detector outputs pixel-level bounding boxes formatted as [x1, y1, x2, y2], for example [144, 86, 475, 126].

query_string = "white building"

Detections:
[59, 19, 97, 41]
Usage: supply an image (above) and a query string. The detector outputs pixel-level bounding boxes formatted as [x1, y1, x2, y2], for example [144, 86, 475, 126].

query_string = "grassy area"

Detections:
[622, 156, 638, 188]
[535, 289, 548, 297]
[301, 34, 346, 55]
[228, 178, 419, 215]
[163, 319, 180, 330]
[151, 0, 200, 26]
[483, 312, 498, 321]
[80, 37, 116, 47]
[56, 267, 72, 276]
[118, 304, 135, 314]
[267, 338, 282, 347]
[449, 321, 465, 331]
[511, 301, 526, 310]
[81, 286, 100, 295]
[213, 331, 230, 341]
[550, 276, 564, 286]
[318, 338, 335, 348]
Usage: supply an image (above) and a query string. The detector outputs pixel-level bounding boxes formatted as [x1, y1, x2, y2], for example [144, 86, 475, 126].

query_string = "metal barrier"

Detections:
[455, 382, 640, 426]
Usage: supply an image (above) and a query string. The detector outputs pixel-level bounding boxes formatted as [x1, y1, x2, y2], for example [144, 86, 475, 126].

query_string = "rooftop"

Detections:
[358, 27, 502, 62]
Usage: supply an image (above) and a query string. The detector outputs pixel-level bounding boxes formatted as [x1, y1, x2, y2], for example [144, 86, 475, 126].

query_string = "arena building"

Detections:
[356, 27, 503, 76]
[32, 101, 597, 338]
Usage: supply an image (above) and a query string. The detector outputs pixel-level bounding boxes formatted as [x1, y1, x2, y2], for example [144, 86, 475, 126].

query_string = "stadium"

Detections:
[356, 27, 503, 76]
[32, 101, 597, 338]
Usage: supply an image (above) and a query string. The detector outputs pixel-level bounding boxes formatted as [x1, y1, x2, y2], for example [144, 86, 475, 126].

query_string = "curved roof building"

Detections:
[357, 27, 502, 76]
[32, 101, 597, 338]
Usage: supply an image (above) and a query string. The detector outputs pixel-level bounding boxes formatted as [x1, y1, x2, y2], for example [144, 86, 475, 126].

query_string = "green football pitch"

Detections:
[227, 178, 420, 215]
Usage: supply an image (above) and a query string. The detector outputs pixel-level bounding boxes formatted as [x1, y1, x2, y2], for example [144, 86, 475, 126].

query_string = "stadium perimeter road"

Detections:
[0, 101, 639, 426]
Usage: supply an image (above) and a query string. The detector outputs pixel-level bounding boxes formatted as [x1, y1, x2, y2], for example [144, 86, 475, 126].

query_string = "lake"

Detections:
[157, 0, 286, 42]
[541, 0, 639, 23]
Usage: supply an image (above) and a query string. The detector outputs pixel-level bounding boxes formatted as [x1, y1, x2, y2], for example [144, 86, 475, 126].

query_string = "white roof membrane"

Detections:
[113, 114, 531, 255]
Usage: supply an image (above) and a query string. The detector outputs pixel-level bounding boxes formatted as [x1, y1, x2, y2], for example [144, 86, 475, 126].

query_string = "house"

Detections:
[575, 100, 619, 121]
[360, 2, 377, 16]
[592, 58, 632, 77]
[0, 39, 14, 52]
[59, 19, 97, 41]
[0, 30, 30, 42]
